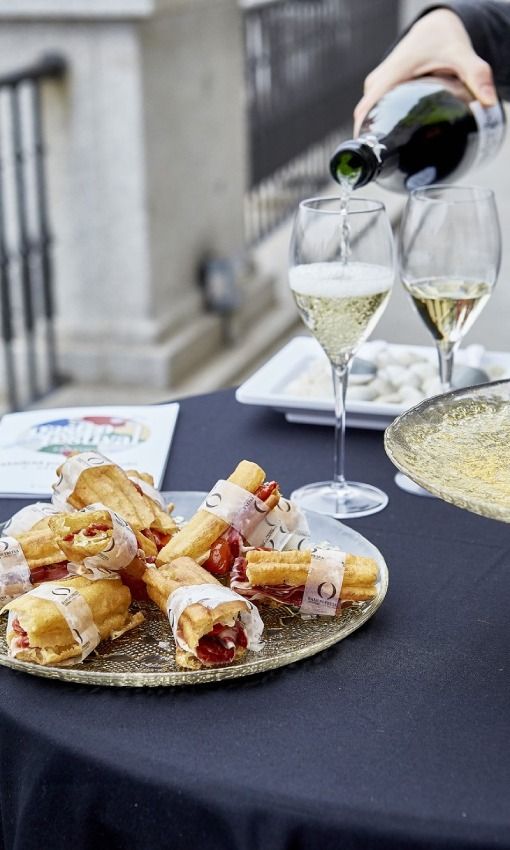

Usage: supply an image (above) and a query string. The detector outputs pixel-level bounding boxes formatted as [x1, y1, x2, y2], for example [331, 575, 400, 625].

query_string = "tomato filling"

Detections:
[254, 481, 278, 502]
[202, 481, 279, 577]
[11, 618, 30, 648]
[195, 620, 248, 666]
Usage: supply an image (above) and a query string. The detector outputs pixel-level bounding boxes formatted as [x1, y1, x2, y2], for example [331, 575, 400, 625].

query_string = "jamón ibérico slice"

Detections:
[231, 556, 248, 583]
[141, 528, 171, 550]
[151, 528, 172, 549]
[225, 527, 243, 558]
[84, 523, 110, 537]
[11, 618, 30, 648]
[231, 557, 306, 607]
[118, 569, 148, 601]
[31, 562, 69, 584]
[195, 620, 247, 666]
[118, 555, 149, 600]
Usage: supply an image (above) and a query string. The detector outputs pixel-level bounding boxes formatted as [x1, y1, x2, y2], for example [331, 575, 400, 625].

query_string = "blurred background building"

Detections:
[0, 0, 507, 412]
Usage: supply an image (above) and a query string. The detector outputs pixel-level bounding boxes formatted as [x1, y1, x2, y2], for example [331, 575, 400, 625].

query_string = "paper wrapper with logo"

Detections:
[144, 556, 264, 669]
[48, 504, 145, 583]
[2, 503, 62, 537]
[230, 548, 378, 614]
[0, 503, 147, 599]
[0, 528, 70, 600]
[246, 496, 310, 551]
[1, 576, 144, 666]
[51, 451, 177, 557]
[156, 460, 285, 575]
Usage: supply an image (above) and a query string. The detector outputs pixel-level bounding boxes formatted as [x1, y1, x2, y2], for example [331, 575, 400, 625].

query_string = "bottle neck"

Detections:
[329, 137, 383, 189]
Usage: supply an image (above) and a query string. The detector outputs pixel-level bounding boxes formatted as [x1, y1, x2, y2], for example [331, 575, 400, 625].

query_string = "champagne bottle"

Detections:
[330, 77, 505, 193]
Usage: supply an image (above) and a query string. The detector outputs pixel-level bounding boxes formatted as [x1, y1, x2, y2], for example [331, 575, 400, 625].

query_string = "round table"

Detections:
[1, 389, 509, 850]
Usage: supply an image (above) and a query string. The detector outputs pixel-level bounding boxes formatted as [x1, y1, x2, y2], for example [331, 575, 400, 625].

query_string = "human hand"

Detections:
[354, 8, 497, 134]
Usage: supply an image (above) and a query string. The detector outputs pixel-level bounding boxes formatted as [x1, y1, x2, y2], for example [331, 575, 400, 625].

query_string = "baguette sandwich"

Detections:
[52, 452, 177, 557]
[156, 460, 280, 575]
[1, 576, 144, 666]
[231, 549, 379, 613]
[144, 556, 264, 669]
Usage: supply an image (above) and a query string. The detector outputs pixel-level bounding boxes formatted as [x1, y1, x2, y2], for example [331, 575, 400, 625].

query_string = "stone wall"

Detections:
[0, 0, 284, 400]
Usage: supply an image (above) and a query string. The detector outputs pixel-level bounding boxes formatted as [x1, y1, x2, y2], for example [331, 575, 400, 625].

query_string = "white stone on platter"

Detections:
[346, 384, 380, 401]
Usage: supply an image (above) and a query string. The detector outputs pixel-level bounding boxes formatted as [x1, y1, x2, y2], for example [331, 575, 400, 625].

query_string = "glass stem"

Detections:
[437, 344, 455, 392]
[332, 363, 349, 489]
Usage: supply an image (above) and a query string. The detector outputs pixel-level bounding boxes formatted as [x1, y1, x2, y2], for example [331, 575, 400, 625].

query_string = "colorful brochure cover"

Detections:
[0, 403, 179, 497]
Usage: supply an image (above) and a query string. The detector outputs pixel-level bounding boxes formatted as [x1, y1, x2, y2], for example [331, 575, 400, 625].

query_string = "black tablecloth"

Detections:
[1, 388, 509, 850]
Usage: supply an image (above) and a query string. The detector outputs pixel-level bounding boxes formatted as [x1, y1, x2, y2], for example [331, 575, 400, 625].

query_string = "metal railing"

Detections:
[242, 0, 399, 243]
[0, 53, 66, 411]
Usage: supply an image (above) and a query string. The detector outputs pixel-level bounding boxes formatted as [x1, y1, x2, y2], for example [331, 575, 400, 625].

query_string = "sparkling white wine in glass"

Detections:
[399, 186, 501, 391]
[289, 196, 395, 519]
[290, 262, 393, 367]
[403, 278, 492, 349]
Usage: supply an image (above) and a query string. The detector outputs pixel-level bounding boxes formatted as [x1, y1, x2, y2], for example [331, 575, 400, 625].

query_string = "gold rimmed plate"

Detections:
[0, 492, 388, 686]
[385, 379, 510, 522]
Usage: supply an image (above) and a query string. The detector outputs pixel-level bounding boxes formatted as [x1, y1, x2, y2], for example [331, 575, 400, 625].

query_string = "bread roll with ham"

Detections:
[231, 549, 378, 613]
[52, 452, 177, 553]
[1, 576, 144, 666]
[144, 557, 264, 669]
[156, 460, 280, 576]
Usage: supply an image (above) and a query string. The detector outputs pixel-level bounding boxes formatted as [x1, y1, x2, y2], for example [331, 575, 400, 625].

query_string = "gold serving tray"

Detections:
[385, 379, 510, 522]
[0, 492, 388, 686]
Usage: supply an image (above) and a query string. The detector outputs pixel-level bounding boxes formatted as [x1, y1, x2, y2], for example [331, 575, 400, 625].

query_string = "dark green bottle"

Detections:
[330, 76, 505, 193]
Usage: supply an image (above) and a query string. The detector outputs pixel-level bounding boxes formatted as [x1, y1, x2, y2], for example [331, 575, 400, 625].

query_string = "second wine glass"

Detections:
[399, 185, 501, 391]
[289, 196, 395, 519]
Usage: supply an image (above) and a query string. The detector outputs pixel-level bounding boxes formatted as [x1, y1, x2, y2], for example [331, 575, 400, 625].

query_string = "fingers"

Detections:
[352, 8, 498, 135]
[353, 70, 395, 134]
[353, 62, 408, 134]
[460, 55, 497, 105]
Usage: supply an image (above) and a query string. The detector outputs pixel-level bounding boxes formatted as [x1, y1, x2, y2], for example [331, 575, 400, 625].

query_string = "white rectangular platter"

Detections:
[236, 337, 510, 430]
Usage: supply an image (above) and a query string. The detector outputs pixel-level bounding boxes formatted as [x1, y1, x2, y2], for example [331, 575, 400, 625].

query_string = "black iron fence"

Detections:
[0, 53, 66, 411]
[242, 0, 400, 243]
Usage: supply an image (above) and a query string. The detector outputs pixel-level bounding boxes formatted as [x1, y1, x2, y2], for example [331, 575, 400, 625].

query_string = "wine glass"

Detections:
[289, 196, 395, 519]
[399, 185, 501, 392]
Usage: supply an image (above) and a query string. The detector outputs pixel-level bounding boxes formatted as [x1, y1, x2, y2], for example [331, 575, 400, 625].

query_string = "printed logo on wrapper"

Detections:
[2, 502, 61, 537]
[0, 537, 32, 603]
[199, 480, 272, 540]
[300, 548, 346, 616]
[166, 582, 264, 655]
[248, 498, 311, 550]
[9, 584, 100, 660]
[52, 451, 114, 510]
[65, 503, 138, 581]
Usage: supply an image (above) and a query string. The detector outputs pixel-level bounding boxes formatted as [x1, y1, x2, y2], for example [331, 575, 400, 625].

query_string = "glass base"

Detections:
[290, 480, 388, 519]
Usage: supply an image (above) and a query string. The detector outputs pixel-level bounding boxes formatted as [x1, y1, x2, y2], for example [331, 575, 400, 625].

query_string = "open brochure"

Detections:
[0, 403, 179, 497]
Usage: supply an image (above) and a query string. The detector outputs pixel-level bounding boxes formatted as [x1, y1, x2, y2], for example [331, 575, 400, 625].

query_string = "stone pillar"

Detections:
[0, 0, 267, 389]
